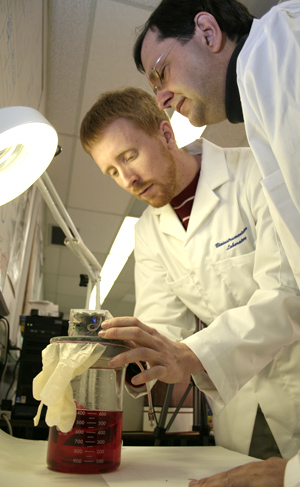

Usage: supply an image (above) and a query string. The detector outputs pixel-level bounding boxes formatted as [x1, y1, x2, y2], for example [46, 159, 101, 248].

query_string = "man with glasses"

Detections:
[133, 0, 300, 298]
[80, 87, 300, 470]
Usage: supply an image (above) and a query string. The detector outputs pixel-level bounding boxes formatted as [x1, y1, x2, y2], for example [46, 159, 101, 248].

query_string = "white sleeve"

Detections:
[134, 160, 300, 407]
[284, 450, 300, 487]
[184, 168, 300, 404]
[236, 7, 300, 284]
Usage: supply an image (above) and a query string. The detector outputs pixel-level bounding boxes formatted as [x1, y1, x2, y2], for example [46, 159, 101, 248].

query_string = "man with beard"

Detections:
[80, 87, 300, 472]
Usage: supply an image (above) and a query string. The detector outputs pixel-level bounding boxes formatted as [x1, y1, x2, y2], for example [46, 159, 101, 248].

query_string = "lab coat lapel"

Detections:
[186, 178, 220, 241]
[154, 205, 186, 241]
[152, 139, 230, 243]
[186, 140, 230, 242]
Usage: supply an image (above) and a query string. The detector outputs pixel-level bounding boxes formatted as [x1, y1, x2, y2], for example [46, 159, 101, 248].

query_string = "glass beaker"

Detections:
[46, 334, 128, 474]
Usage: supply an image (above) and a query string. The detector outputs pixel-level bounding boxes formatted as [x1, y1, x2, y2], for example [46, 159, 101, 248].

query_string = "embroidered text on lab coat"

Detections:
[215, 227, 248, 250]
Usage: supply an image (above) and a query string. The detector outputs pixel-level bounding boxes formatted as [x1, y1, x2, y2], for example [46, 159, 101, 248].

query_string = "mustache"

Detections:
[132, 181, 155, 197]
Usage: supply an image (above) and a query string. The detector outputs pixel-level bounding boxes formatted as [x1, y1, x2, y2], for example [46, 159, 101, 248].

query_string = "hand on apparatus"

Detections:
[188, 457, 288, 487]
[98, 316, 204, 386]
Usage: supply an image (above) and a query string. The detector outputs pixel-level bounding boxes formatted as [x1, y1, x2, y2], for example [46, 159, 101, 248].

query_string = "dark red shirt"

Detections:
[171, 170, 200, 229]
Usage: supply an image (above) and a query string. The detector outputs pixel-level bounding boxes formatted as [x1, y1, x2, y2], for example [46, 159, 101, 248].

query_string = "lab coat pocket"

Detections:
[166, 272, 211, 320]
[166, 272, 199, 302]
[213, 251, 258, 306]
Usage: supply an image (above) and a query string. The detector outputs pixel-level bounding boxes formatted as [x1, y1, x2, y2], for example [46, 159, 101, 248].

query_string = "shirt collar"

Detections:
[152, 138, 230, 217]
[225, 34, 249, 124]
[170, 169, 200, 209]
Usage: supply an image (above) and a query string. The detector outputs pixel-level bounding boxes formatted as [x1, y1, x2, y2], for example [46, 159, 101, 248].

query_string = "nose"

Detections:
[119, 167, 139, 189]
[156, 89, 174, 110]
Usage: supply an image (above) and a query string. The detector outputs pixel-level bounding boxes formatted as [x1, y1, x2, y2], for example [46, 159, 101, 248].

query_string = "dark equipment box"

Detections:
[13, 315, 68, 419]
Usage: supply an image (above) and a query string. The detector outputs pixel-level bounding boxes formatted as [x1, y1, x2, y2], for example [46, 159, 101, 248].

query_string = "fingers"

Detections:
[188, 473, 226, 486]
[189, 478, 214, 486]
[98, 316, 203, 385]
[98, 317, 170, 384]
[99, 325, 154, 345]
[188, 458, 288, 487]
[99, 317, 162, 350]
[105, 345, 174, 385]
[101, 316, 156, 334]
[131, 364, 167, 386]
[189, 477, 214, 486]
[107, 346, 159, 369]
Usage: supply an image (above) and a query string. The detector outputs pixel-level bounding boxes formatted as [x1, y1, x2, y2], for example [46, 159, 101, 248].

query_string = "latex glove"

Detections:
[33, 341, 106, 432]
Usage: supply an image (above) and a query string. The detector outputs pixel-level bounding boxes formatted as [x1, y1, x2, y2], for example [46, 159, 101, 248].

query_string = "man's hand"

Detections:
[188, 457, 288, 487]
[98, 316, 203, 385]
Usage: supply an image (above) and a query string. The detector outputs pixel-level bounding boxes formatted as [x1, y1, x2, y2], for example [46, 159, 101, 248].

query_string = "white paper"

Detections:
[103, 445, 260, 486]
[0, 429, 259, 486]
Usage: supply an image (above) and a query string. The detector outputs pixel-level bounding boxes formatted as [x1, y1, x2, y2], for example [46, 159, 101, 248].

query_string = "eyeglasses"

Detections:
[149, 35, 182, 95]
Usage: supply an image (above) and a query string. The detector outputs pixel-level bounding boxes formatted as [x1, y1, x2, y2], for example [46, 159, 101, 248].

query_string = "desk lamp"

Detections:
[0, 106, 102, 309]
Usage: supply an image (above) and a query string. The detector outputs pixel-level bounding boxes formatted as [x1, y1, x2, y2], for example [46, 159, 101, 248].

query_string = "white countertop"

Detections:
[0, 430, 259, 486]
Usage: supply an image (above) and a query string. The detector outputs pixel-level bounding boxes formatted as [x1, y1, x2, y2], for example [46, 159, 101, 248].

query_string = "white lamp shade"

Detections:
[0, 106, 58, 206]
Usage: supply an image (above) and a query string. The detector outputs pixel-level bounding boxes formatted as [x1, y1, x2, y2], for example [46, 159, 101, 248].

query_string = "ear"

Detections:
[194, 12, 223, 53]
[158, 120, 177, 149]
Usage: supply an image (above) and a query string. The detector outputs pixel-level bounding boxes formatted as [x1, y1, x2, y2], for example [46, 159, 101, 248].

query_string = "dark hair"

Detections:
[80, 87, 169, 155]
[133, 0, 254, 72]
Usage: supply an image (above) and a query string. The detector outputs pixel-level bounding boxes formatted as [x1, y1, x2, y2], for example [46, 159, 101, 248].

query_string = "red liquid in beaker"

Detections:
[47, 409, 123, 474]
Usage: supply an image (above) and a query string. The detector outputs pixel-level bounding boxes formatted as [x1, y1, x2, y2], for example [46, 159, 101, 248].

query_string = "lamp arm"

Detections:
[37, 171, 81, 242]
[35, 172, 102, 309]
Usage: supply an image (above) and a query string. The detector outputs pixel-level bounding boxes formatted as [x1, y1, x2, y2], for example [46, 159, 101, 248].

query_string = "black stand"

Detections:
[153, 378, 211, 446]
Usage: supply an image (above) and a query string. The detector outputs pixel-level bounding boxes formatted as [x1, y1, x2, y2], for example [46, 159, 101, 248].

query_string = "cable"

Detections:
[135, 360, 154, 427]
[0, 316, 9, 384]
[99, 340, 155, 427]
[0, 411, 13, 435]
[4, 354, 20, 400]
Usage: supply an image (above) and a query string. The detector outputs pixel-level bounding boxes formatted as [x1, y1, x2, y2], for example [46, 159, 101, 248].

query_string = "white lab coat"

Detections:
[237, 0, 300, 289]
[134, 138, 300, 458]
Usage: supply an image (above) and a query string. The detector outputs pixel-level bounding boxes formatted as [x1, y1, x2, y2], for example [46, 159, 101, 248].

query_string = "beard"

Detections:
[133, 141, 178, 208]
